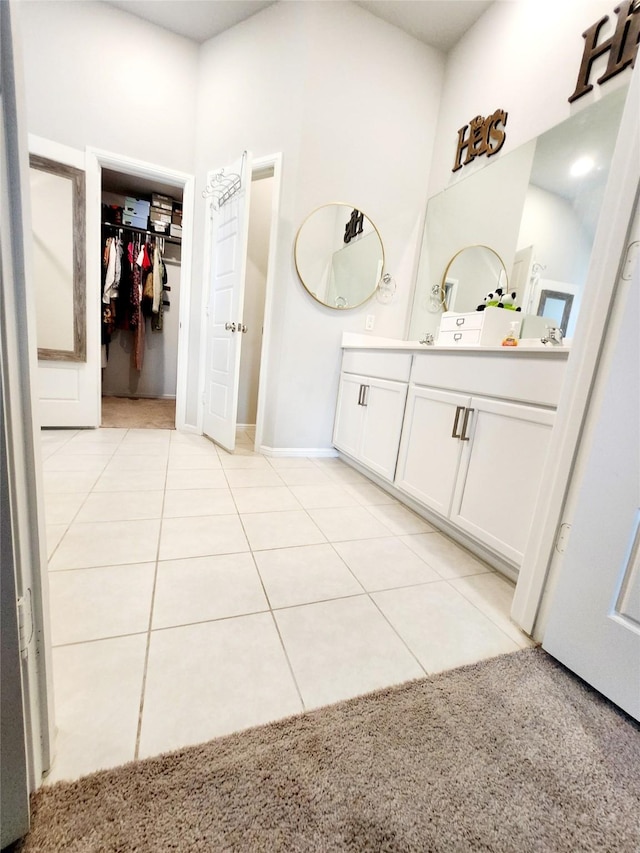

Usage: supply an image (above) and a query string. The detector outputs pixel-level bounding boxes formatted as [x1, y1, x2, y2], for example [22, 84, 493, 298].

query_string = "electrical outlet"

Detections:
[365, 315, 375, 331]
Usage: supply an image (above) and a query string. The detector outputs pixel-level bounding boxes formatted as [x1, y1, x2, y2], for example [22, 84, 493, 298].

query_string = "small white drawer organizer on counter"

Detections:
[333, 334, 569, 578]
[436, 307, 519, 346]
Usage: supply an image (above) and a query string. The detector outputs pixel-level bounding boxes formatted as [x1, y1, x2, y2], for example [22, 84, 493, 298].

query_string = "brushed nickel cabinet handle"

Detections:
[452, 405, 464, 438]
[460, 407, 474, 441]
[361, 385, 369, 407]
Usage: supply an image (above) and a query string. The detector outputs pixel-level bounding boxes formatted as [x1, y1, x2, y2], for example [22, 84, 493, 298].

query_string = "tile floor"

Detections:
[41, 426, 533, 783]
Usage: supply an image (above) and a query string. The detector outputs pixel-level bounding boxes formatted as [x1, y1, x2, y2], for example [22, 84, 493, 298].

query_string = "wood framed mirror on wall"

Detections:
[29, 154, 86, 361]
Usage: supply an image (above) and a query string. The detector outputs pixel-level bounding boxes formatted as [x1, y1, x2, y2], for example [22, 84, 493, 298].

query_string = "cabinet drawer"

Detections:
[436, 328, 482, 346]
[439, 313, 484, 332]
[411, 351, 566, 408]
[341, 350, 412, 382]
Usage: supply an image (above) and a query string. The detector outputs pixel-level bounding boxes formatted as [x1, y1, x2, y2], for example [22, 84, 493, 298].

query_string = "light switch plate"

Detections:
[365, 315, 375, 330]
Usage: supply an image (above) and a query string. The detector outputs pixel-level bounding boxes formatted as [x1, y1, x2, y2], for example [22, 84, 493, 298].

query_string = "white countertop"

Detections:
[341, 332, 571, 356]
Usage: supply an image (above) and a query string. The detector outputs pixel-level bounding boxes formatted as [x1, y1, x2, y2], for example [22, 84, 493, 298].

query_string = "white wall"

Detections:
[428, 0, 630, 197]
[192, 1, 444, 448]
[17, 1, 199, 425]
[17, 1, 199, 174]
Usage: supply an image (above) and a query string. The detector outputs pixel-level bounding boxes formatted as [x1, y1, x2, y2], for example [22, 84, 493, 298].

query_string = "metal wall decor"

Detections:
[202, 152, 246, 210]
[452, 109, 508, 173]
[569, 0, 639, 103]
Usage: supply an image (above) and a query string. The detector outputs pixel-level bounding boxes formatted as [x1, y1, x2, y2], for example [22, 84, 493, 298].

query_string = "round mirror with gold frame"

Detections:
[440, 245, 508, 313]
[294, 203, 384, 309]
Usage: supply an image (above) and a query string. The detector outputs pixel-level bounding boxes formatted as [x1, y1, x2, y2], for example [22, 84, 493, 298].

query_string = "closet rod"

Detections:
[102, 221, 182, 246]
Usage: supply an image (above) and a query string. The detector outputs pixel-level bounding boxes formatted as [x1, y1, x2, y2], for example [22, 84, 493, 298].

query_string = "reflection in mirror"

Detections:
[515, 87, 626, 337]
[409, 85, 628, 341]
[441, 245, 507, 313]
[295, 203, 384, 309]
[29, 154, 86, 361]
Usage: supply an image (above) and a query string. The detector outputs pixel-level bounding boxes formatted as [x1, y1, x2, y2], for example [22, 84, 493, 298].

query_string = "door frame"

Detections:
[86, 148, 196, 432]
[0, 0, 54, 817]
[197, 152, 282, 450]
[512, 67, 640, 637]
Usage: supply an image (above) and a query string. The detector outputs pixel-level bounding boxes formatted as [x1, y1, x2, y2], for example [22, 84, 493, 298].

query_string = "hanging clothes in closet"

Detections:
[101, 226, 169, 371]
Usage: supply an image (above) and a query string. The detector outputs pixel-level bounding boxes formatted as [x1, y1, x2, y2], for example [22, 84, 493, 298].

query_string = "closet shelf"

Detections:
[102, 221, 182, 245]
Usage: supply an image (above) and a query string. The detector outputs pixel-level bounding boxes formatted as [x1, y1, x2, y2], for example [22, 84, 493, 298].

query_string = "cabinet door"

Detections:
[333, 373, 366, 458]
[359, 378, 409, 481]
[395, 386, 469, 516]
[451, 397, 555, 564]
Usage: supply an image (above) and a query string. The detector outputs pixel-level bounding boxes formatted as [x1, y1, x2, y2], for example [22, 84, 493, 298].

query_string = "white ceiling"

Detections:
[101, 0, 493, 52]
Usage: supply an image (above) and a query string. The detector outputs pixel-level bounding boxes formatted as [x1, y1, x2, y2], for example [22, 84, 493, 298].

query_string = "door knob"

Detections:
[225, 322, 236, 332]
[239, 324, 247, 333]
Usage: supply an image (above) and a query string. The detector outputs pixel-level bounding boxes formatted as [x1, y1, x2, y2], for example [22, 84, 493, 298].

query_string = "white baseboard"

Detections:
[236, 423, 256, 430]
[259, 445, 339, 458]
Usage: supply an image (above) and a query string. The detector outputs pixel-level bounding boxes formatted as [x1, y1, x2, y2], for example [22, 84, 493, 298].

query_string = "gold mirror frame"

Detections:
[440, 244, 508, 313]
[29, 154, 86, 361]
[294, 202, 385, 310]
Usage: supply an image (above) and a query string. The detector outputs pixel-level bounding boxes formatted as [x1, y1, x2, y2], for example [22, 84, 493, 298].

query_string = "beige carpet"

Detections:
[12, 649, 640, 852]
[101, 396, 176, 429]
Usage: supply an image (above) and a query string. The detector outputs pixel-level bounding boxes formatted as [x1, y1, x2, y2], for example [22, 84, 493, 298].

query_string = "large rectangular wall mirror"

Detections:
[29, 154, 86, 361]
[408, 84, 628, 342]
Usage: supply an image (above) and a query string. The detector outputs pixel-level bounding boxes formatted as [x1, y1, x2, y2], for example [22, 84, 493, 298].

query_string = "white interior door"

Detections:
[29, 135, 99, 428]
[511, 244, 534, 311]
[543, 208, 640, 722]
[202, 152, 252, 451]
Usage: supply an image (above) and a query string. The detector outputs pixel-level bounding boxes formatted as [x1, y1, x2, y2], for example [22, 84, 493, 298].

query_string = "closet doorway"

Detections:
[100, 171, 182, 429]
[87, 149, 195, 433]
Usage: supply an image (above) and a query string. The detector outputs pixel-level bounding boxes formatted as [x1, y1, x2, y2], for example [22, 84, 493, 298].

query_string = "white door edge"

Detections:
[252, 152, 282, 452]
[512, 64, 640, 637]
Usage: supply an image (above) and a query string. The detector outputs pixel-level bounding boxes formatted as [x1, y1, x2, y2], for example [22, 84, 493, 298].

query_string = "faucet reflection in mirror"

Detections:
[408, 85, 628, 343]
[294, 203, 384, 310]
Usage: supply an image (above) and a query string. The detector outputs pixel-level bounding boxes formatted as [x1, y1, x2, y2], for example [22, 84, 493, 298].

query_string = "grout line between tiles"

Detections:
[51, 628, 149, 649]
[365, 592, 430, 678]
[133, 448, 170, 761]
[445, 577, 529, 648]
[251, 556, 307, 713]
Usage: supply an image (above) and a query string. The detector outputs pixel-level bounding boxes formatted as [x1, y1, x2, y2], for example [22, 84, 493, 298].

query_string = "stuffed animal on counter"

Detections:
[477, 288, 503, 311]
[500, 291, 521, 311]
[477, 287, 521, 311]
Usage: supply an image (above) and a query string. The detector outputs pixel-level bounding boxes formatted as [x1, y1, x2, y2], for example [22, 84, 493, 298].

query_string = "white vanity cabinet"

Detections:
[395, 350, 562, 565]
[449, 397, 554, 563]
[335, 340, 568, 572]
[333, 351, 411, 481]
[395, 386, 470, 516]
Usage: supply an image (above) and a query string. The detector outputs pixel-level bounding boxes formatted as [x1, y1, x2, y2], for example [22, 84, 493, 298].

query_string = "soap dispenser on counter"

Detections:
[502, 320, 520, 347]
